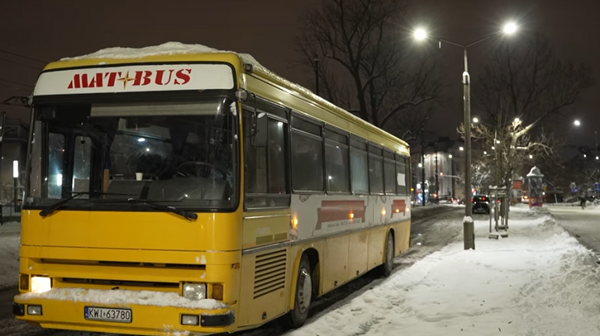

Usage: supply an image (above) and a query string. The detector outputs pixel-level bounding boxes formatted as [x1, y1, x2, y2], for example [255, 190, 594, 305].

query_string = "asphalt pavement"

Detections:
[548, 205, 600, 254]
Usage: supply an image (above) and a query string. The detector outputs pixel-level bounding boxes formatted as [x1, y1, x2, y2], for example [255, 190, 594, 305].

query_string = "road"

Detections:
[548, 205, 600, 253]
[0, 205, 465, 336]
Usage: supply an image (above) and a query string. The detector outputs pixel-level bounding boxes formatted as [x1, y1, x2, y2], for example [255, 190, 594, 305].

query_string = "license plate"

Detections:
[84, 306, 132, 323]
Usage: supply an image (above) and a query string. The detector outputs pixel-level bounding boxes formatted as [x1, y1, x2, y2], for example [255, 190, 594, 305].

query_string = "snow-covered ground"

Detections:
[2, 206, 600, 336]
[287, 206, 600, 336]
[0, 233, 19, 290]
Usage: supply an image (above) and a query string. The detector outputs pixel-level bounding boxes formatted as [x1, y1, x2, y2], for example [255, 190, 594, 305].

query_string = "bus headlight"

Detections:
[182, 283, 206, 300]
[31, 276, 51, 293]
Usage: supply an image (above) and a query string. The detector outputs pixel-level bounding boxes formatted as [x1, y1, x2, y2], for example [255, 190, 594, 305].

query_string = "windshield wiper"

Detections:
[39, 192, 135, 217]
[125, 199, 198, 220]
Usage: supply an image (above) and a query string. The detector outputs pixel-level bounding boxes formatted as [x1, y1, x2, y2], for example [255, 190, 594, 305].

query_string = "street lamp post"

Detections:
[414, 22, 518, 250]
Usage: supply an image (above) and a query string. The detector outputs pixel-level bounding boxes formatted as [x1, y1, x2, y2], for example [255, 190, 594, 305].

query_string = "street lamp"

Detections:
[13, 160, 18, 213]
[472, 117, 479, 123]
[414, 21, 518, 250]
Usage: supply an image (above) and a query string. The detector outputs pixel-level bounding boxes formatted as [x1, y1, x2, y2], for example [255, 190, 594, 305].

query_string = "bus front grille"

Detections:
[253, 249, 287, 299]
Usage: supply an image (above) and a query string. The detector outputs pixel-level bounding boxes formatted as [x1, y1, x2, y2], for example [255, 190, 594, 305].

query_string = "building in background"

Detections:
[411, 137, 466, 204]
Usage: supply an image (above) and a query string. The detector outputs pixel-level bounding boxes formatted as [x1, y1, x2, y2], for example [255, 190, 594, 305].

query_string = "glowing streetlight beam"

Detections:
[503, 22, 517, 34]
[414, 29, 427, 41]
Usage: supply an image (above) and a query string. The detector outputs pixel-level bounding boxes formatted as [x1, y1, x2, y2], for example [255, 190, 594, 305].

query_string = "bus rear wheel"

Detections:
[379, 232, 394, 277]
[286, 254, 312, 328]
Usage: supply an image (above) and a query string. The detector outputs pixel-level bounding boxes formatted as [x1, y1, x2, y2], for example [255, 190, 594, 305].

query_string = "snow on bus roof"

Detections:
[59, 42, 409, 149]
[60, 41, 262, 66]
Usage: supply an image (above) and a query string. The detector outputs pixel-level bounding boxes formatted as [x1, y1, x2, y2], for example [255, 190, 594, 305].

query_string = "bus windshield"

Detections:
[26, 97, 238, 211]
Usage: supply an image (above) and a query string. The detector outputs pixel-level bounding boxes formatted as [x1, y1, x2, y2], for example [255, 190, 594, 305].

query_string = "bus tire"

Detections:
[286, 254, 312, 328]
[379, 231, 394, 277]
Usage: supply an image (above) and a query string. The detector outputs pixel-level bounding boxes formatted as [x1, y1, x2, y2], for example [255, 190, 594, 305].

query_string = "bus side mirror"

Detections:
[251, 112, 267, 147]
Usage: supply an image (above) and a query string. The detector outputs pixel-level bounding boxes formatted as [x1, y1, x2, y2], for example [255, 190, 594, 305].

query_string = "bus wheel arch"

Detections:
[286, 248, 319, 328]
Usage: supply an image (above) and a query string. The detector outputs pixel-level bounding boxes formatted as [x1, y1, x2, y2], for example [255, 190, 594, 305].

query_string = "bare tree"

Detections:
[456, 32, 592, 203]
[295, 0, 443, 137]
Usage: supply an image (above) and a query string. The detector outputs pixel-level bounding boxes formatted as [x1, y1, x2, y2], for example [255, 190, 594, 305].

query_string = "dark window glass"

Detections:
[325, 142, 349, 192]
[291, 116, 321, 136]
[244, 111, 290, 208]
[384, 158, 396, 194]
[291, 131, 323, 191]
[350, 137, 367, 150]
[47, 133, 65, 199]
[325, 129, 347, 144]
[369, 153, 384, 194]
[350, 149, 368, 194]
[267, 119, 286, 194]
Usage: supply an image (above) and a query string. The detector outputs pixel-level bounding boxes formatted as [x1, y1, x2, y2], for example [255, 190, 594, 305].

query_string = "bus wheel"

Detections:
[286, 254, 312, 328]
[379, 232, 394, 277]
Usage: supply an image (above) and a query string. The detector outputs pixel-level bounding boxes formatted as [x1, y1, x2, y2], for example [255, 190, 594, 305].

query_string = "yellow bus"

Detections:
[13, 42, 412, 335]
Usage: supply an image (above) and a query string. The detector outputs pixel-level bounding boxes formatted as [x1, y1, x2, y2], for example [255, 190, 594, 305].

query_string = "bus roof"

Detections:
[40, 42, 409, 150]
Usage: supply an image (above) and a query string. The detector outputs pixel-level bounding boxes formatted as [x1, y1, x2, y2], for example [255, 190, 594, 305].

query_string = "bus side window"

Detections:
[396, 155, 407, 195]
[243, 109, 290, 209]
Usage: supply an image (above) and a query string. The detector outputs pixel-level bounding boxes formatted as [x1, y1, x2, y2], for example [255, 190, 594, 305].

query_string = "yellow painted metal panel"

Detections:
[347, 231, 369, 279]
[322, 235, 349, 293]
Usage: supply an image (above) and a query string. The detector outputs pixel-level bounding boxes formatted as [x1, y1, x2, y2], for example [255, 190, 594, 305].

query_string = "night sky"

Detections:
[1, 0, 598, 150]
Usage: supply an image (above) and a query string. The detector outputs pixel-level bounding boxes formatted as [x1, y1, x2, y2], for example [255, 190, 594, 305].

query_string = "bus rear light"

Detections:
[349, 213, 354, 219]
[212, 284, 223, 301]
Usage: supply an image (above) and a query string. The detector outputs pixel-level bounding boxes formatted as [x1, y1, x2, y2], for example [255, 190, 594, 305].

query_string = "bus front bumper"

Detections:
[13, 289, 236, 336]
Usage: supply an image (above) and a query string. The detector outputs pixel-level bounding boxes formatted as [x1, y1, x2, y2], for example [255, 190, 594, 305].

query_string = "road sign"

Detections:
[595, 182, 600, 192]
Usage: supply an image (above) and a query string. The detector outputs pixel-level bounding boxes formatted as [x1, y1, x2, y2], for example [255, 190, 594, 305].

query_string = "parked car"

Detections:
[472, 195, 490, 214]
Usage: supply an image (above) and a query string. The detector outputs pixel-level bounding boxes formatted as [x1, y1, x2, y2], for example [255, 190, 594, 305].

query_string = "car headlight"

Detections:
[182, 283, 206, 300]
[31, 276, 52, 293]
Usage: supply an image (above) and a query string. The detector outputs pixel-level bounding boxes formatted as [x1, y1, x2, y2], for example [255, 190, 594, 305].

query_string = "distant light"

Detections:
[472, 117, 479, 123]
[12, 160, 18, 178]
[328, 176, 332, 180]
[418, 163, 423, 168]
[57, 174, 62, 186]
[597, 156, 599, 160]
[574, 120, 581, 126]
[503, 22, 517, 34]
[483, 151, 487, 155]
[146, 148, 150, 152]
[459, 147, 464, 151]
[529, 154, 533, 159]
[496, 140, 501, 144]
[514, 118, 520, 123]
[448, 154, 453, 158]
[584, 154, 587, 158]
[492, 146, 495, 150]
[138, 138, 145, 142]
[439, 172, 444, 176]
[414, 28, 428, 40]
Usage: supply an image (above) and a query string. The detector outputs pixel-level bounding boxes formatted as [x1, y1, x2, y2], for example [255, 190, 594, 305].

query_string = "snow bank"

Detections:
[60, 41, 262, 66]
[288, 210, 600, 336]
[17, 288, 226, 310]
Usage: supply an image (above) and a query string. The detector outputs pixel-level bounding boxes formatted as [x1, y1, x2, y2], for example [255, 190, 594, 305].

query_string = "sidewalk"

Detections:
[0, 221, 20, 236]
[288, 206, 600, 336]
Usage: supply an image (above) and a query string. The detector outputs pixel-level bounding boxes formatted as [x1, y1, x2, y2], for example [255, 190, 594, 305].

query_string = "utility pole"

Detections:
[435, 152, 439, 200]
[421, 148, 426, 207]
[313, 55, 320, 96]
